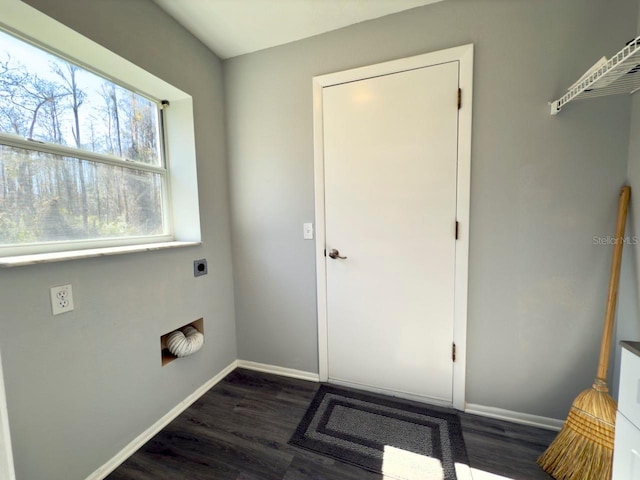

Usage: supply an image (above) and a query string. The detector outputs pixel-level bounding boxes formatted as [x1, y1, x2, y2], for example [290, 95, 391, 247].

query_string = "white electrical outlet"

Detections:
[50, 284, 74, 316]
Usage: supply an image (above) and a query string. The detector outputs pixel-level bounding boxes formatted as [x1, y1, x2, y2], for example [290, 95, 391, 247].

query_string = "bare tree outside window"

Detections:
[0, 29, 165, 248]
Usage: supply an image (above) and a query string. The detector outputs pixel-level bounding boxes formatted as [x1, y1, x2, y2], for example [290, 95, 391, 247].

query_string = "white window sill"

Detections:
[0, 241, 201, 267]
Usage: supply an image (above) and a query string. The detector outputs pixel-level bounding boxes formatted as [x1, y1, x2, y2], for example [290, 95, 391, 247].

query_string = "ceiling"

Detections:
[152, 0, 444, 59]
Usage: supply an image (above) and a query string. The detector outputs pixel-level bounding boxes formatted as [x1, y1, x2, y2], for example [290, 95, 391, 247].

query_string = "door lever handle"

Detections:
[328, 248, 347, 260]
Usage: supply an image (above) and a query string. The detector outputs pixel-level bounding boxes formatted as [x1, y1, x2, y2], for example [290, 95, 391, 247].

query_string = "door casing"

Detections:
[312, 44, 473, 410]
[0, 347, 16, 480]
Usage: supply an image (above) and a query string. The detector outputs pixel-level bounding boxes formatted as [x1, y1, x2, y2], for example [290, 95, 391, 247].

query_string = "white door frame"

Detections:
[313, 44, 473, 411]
[0, 348, 16, 480]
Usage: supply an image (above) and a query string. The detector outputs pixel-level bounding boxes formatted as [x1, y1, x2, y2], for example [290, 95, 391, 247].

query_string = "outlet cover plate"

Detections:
[194, 259, 207, 277]
[50, 284, 74, 315]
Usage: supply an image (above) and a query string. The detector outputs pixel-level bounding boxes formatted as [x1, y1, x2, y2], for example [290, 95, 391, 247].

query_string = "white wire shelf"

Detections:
[550, 36, 640, 115]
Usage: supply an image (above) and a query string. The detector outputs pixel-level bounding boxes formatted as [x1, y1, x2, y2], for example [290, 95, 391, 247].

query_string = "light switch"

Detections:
[303, 223, 314, 240]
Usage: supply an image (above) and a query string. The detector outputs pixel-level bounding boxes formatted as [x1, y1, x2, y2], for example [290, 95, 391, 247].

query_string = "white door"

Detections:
[323, 61, 459, 403]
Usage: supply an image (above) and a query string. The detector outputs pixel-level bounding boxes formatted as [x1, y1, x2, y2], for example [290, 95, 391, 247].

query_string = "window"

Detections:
[0, 29, 167, 247]
[0, 1, 201, 261]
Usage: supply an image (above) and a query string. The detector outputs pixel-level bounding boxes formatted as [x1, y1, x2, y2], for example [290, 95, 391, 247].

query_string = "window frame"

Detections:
[0, 0, 201, 262]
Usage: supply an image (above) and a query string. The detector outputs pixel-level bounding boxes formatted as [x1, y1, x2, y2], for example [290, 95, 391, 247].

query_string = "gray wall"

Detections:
[0, 1, 236, 479]
[616, 0, 640, 401]
[226, 0, 637, 419]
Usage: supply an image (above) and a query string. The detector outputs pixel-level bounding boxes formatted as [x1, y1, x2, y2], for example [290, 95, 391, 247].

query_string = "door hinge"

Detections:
[455, 221, 459, 240]
[324, 249, 327, 257]
[452, 342, 456, 362]
[457, 88, 462, 109]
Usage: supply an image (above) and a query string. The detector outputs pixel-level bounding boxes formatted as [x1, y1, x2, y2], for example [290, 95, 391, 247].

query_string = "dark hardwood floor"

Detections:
[106, 369, 556, 480]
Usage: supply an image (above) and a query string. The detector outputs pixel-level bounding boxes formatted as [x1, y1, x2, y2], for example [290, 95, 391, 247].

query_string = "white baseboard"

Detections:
[234, 363, 562, 433]
[86, 360, 238, 480]
[465, 403, 563, 431]
[83, 360, 560, 480]
[236, 359, 320, 382]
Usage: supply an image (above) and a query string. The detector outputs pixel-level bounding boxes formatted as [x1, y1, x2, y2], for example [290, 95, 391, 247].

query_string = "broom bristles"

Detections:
[538, 383, 617, 480]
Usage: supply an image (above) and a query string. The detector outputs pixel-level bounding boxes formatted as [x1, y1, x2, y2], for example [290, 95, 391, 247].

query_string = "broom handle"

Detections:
[596, 186, 631, 382]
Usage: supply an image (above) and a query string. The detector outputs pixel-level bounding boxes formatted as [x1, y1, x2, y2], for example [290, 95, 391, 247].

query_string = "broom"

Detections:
[538, 185, 630, 480]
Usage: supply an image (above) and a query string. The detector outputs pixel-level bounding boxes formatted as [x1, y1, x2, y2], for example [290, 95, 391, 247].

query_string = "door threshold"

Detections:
[328, 377, 454, 409]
